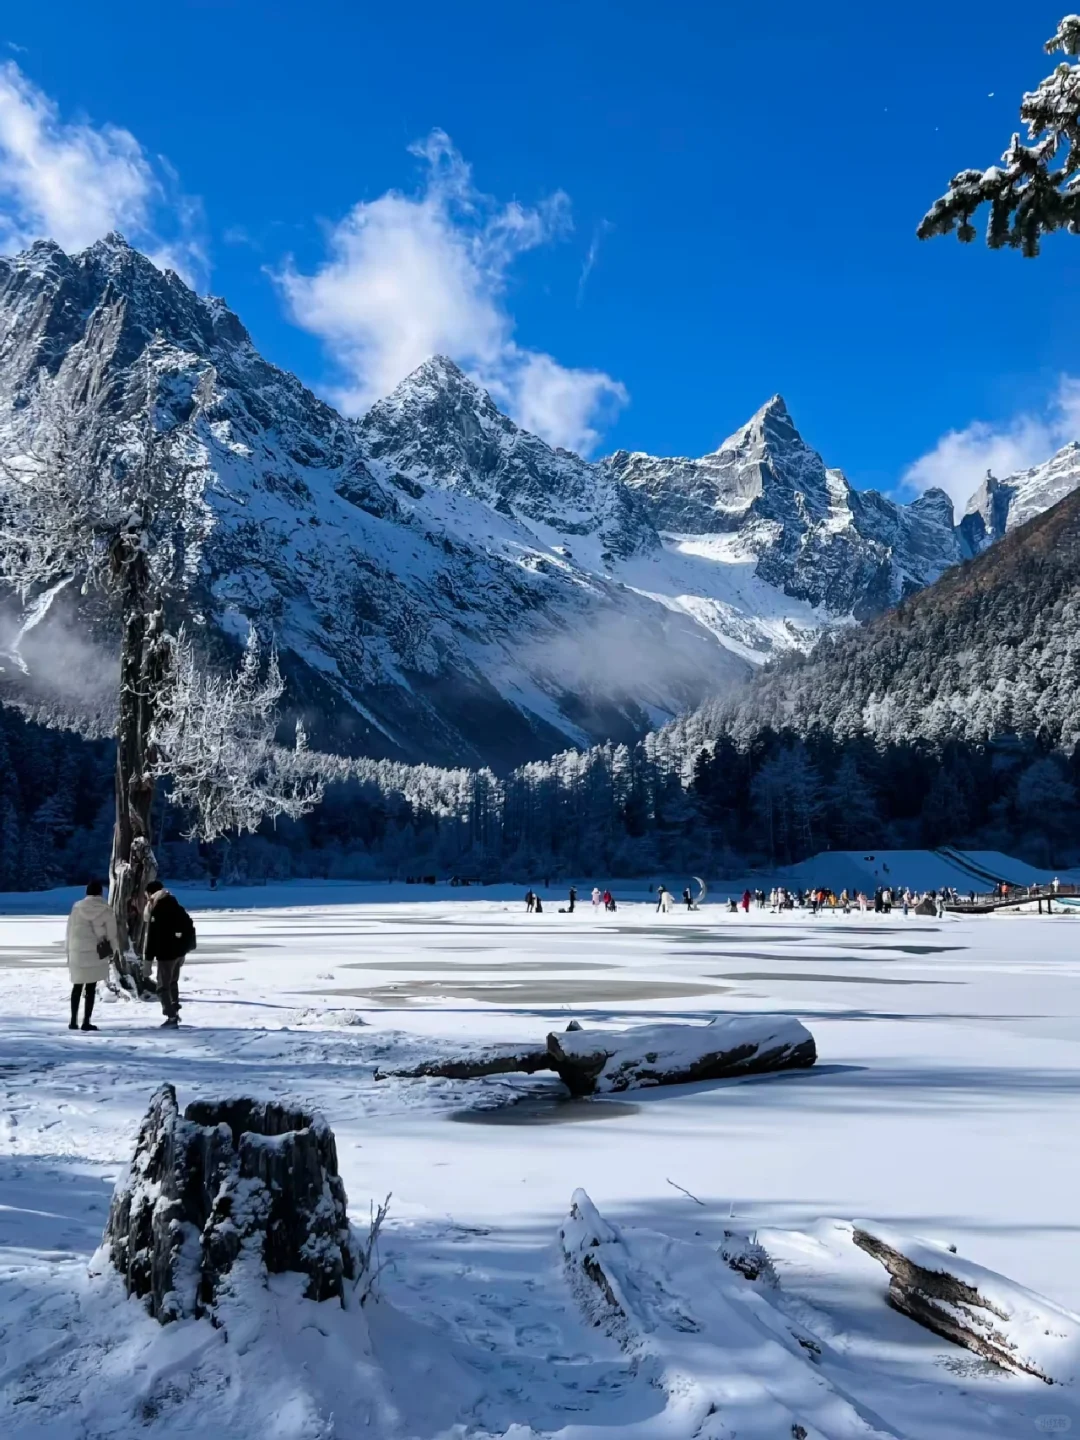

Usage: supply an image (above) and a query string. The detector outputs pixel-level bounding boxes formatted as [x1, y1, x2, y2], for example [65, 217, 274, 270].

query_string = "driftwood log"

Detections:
[561, 1191, 886, 1439]
[374, 1043, 553, 1081]
[853, 1222, 1080, 1384]
[104, 1085, 358, 1323]
[546, 1016, 817, 1097]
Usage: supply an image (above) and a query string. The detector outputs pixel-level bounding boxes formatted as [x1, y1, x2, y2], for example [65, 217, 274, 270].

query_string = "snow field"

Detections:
[2, 893, 1080, 1437]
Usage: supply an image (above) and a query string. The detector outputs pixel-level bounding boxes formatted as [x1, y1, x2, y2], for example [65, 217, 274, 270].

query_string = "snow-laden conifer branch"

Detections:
[152, 629, 338, 842]
[919, 15, 1080, 255]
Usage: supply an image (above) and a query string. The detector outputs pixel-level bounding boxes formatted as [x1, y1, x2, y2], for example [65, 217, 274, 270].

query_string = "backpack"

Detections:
[177, 903, 197, 954]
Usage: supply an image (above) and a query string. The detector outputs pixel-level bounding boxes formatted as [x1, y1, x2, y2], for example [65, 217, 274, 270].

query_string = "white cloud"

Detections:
[902, 376, 1080, 508]
[0, 62, 206, 286]
[577, 219, 612, 307]
[488, 351, 627, 456]
[278, 129, 627, 454]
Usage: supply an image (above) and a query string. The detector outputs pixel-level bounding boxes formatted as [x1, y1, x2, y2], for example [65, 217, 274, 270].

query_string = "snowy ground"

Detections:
[2, 888, 1080, 1437]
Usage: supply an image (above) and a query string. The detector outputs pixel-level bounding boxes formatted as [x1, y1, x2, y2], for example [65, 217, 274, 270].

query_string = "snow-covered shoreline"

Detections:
[2, 897, 1079, 1436]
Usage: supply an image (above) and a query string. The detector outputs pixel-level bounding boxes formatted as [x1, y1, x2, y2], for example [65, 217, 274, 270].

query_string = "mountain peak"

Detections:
[909, 485, 956, 524]
[755, 393, 789, 419]
[395, 354, 479, 396]
[82, 231, 144, 266]
[733, 392, 805, 453]
[96, 230, 135, 251]
[417, 353, 468, 381]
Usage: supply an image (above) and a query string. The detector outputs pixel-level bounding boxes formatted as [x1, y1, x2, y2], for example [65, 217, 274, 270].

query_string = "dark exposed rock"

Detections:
[104, 1085, 358, 1323]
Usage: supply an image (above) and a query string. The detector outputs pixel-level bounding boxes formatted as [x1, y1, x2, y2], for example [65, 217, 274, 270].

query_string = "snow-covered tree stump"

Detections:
[546, 1016, 817, 1096]
[853, 1222, 1080, 1384]
[104, 1085, 358, 1323]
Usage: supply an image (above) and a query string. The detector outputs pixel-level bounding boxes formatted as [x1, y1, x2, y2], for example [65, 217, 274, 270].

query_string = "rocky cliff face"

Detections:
[960, 443, 1080, 553]
[357, 356, 657, 562]
[608, 396, 966, 620]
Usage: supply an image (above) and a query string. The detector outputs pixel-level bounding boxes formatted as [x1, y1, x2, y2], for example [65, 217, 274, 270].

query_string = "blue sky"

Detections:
[2, 0, 1078, 506]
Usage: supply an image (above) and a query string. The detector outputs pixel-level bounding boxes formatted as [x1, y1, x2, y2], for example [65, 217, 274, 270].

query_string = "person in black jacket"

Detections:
[144, 880, 196, 1028]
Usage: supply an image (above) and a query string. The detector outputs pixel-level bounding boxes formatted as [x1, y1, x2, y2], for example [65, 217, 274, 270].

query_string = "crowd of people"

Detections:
[520, 879, 968, 920]
[719, 885, 957, 917]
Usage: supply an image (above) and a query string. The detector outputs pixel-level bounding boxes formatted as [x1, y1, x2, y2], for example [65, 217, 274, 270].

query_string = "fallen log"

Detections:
[853, 1221, 1080, 1384]
[546, 1015, 816, 1096]
[560, 1190, 892, 1438]
[374, 1043, 553, 1081]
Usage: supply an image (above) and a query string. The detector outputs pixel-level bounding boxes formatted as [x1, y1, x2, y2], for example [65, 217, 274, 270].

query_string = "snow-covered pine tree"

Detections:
[919, 15, 1080, 255]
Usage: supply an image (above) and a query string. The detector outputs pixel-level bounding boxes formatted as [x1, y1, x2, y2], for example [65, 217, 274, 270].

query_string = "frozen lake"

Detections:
[2, 891, 1079, 1437]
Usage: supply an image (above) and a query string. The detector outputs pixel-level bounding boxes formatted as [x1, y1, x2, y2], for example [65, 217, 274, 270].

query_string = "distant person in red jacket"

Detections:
[741, 889, 751, 913]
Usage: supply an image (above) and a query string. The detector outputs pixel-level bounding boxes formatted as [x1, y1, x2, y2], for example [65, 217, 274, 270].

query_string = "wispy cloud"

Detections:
[278, 130, 627, 455]
[0, 62, 207, 286]
[902, 376, 1080, 508]
[577, 219, 612, 306]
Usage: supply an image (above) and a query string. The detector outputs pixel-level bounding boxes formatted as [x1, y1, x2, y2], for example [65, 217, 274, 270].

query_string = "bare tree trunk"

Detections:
[108, 534, 167, 992]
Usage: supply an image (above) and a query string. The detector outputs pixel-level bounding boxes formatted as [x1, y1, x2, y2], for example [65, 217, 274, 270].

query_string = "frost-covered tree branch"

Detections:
[918, 15, 1080, 256]
[153, 630, 339, 842]
[0, 364, 212, 603]
[0, 365, 215, 964]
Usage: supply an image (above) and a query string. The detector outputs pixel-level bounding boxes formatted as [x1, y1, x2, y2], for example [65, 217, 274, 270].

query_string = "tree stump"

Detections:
[104, 1085, 358, 1323]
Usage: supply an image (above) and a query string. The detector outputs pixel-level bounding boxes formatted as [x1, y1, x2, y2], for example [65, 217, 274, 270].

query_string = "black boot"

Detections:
[70, 984, 81, 1030]
[81, 982, 98, 1031]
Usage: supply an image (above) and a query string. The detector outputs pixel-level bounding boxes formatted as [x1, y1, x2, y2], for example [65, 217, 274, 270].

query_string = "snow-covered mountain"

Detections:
[607, 396, 966, 620]
[694, 482, 1080, 756]
[960, 443, 1080, 552]
[358, 356, 656, 563]
[0, 235, 1076, 770]
[0, 236, 746, 769]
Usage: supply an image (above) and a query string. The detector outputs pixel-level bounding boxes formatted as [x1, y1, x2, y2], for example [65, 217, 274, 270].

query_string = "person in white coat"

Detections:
[66, 880, 118, 1031]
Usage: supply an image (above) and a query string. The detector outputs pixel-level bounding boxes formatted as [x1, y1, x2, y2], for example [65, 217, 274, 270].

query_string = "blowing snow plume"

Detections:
[0, 587, 116, 734]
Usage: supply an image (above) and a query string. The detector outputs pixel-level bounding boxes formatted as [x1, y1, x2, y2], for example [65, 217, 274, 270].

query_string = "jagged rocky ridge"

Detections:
[1, 234, 1078, 769]
[684, 484, 1080, 754]
[610, 397, 967, 620]
[960, 443, 1080, 552]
